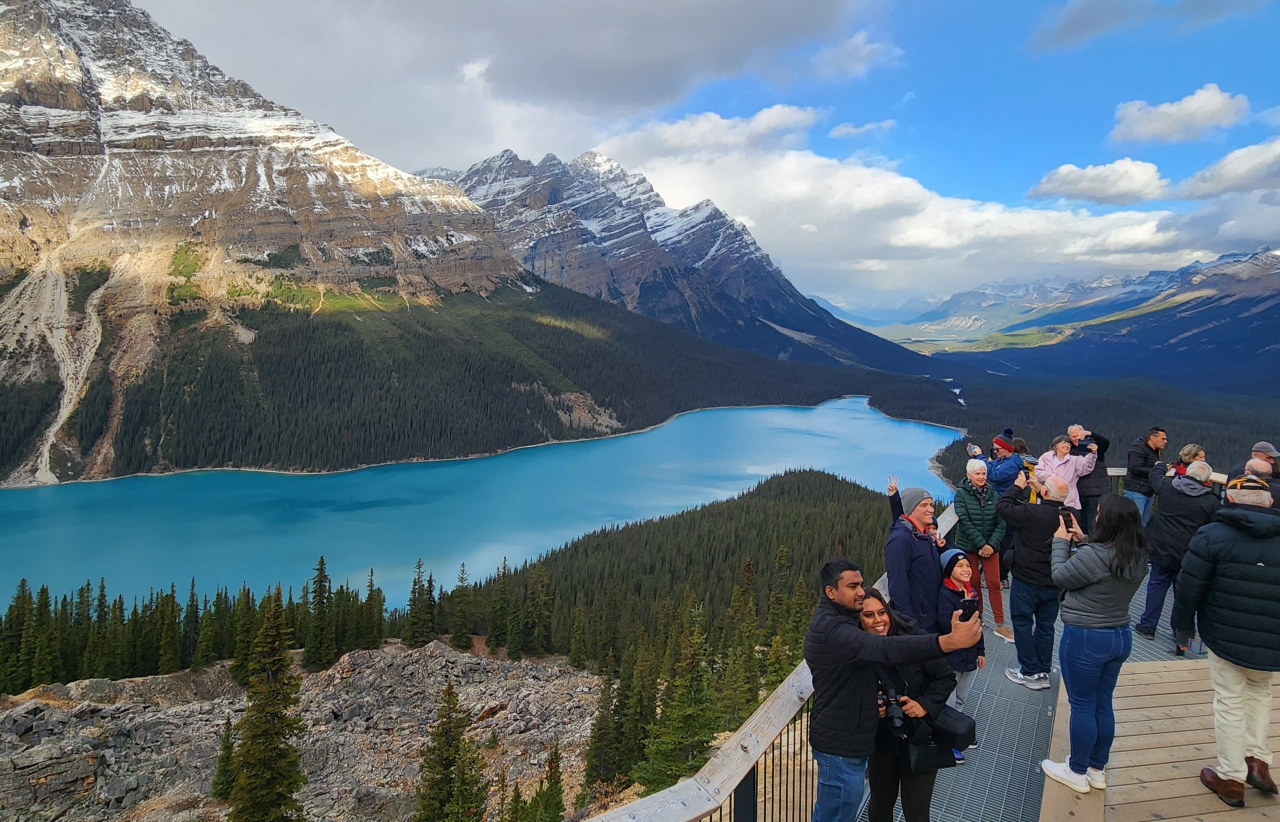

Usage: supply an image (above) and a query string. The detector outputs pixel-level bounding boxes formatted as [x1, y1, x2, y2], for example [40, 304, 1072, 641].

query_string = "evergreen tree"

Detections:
[194, 600, 219, 669]
[614, 629, 655, 775]
[29, 585, 57, 686]
[527, 743, 566, 822]
[404, 560, 435, 648]
[211, 716, 237, 801]
[505, 594, 524, 662]
[631, 607, 720, 792]
[486, 559, 509, 653]
[228, 586, 306, 822]
[229, 586, 258, 686]
[582, 675, 617, 787]
[158, 585, 183, 675]
[413, 680, 489, 822]
[183, 579, 200, 669]
[302, 557, 335, 671]
[524, 564, 551, 656]
[568, 597, 588, 669]
[717, 563, 760, 728]
[505, 783, 526, 822]
[360, 569, 384, 650]
[449, 565, 473, 652]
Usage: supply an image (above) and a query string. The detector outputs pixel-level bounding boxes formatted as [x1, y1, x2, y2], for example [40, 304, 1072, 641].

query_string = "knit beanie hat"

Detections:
[992, 428, 1014, 452]
[900, 487, 932, 517]
[939, 549, 967, 578]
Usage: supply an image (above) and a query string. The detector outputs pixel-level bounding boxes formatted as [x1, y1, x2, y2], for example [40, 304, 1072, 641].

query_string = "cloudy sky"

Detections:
[136, 0, 1280, 308]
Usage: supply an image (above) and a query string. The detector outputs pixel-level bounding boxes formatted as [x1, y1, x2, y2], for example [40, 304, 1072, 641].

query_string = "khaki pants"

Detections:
[1209, 650, 1275, 782]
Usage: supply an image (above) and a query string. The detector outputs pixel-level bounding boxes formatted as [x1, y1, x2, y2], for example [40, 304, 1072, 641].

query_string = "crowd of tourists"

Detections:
[804, 427, 1280, 821]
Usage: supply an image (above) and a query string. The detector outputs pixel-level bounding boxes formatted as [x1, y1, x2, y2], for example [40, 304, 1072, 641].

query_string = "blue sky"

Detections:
[140, 0, 1280, 306]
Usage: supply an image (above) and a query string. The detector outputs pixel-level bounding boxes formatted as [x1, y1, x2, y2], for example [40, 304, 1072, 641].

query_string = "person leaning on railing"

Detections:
[1125, 426, 1167, 525]
[804, 559, 982, 822]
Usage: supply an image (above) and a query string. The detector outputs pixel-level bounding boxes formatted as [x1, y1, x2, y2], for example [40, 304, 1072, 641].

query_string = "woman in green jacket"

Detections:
[953, 459, 1011, 642]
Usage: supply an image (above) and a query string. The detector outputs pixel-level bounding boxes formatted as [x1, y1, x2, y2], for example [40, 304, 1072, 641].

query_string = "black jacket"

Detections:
[996, 483, 1063, 588]
[1172, 504, 1280, 672]
[1072, 434, 1112, 498]
[804, 597, 946, 758]
[874, 634, 957, 755]
[1146, 463, 1221, 571]
[1126, 437, 1162, 497]
[936, 583, 985, 672]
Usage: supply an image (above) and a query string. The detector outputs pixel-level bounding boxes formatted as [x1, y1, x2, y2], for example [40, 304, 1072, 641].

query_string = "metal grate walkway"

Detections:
[866, 566, 1196, 822]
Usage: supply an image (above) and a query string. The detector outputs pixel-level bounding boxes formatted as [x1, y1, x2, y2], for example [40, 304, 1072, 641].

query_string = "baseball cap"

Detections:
[1253, 441, 1280, 458]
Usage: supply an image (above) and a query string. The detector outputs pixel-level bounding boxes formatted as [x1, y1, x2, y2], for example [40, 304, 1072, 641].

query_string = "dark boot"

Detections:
[1247, 757, 1278, 795]
[1201, 768, 1246, 808]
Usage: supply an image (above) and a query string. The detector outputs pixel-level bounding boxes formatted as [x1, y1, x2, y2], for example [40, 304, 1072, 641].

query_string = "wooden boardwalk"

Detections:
[1040, 659, 1279, 822]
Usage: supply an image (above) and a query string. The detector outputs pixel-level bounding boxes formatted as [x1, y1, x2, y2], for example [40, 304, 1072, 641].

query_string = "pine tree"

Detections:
[194, 600, 218, 669]
[582, 676, 616, 787]
[505, 783, 526, 822]
[413, 680, 489, 822]
[302, 557, 335, 671]
[631, 607, 720, 792]
[360, 569, 384, 650]
[486, 559, 509, 653]
[449, 565, 473, 651]
[505, 593, 524, 662]
[527, 743, 566, 822]
[228, 586, 306, 822]
[568, 597, 588, 669]
[211, 716, 237, 801]
[404, 560, 435, 648]
[524, 564, 551, 656]
[614, 629, 655, 775]
[229, 587, 258, 686]
[158, 586, 183, 675]
[717, 563, 760, 728]
[183, 579, 200, 669]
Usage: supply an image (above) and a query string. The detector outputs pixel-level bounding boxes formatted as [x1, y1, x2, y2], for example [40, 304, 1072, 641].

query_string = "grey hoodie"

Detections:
[1051, 538, 1144, 628]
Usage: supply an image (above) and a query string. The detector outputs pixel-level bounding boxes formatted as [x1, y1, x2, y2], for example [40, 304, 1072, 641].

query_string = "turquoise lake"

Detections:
[0, 397, 958, 605]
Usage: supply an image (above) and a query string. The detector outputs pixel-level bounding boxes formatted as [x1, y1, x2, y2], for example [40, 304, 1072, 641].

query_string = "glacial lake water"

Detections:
[0, 397, 958, 605]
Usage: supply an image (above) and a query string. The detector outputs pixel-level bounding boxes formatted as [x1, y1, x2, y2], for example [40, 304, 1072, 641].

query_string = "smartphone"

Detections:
[1060, 509, 1075, 529]
[959, 599, 980, 621]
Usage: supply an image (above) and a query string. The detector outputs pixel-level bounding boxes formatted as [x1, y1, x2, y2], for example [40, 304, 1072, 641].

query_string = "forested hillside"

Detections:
[96, 280, 952, 478]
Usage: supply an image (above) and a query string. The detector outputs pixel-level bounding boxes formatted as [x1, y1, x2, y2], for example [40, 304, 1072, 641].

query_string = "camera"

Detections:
[880, 683, 907, 738]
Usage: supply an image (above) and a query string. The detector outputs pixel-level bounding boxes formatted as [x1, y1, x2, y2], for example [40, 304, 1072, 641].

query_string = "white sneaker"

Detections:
[1042, 760, 1090, 793]
[1086, 767, 1106, 790]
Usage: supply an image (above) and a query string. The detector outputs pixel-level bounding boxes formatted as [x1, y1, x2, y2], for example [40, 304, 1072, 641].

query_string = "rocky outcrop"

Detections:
[0, 642, 599, 821]
[426, 150, 929, 373]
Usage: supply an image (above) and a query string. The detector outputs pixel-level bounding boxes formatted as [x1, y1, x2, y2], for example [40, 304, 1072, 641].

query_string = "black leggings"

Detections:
[867, 750, 937, 822]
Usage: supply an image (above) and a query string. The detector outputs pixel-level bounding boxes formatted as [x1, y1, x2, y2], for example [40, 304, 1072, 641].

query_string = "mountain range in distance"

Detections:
[921, 248, 1280, 398]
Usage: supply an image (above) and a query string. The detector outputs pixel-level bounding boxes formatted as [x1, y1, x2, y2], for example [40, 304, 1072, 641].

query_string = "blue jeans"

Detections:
[1124, 489, 1153, 525]
[1059, 624, 1132, 774]
[1137, 563, 1178, 633]
[1010, 579, 1059, 676]
[812, 750, 868, 822]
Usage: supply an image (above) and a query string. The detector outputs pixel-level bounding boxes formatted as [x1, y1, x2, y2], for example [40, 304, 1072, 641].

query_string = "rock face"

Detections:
[0, 643, 599, 821]
[426, 150, 928, 373]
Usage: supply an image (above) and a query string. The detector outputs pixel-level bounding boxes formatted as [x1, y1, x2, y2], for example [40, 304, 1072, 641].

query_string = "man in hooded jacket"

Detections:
[1135, 460, 1220, 645]
[1173, 477, 1280, 808]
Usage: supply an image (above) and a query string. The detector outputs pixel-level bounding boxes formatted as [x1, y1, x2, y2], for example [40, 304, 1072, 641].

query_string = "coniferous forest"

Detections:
[0, 469, 891, 799]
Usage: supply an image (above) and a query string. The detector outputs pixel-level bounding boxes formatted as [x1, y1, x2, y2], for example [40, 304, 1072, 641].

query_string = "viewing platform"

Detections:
[1041, 659, 1280, 822]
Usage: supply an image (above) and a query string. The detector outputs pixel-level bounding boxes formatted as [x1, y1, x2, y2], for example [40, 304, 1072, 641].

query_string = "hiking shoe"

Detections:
[954, 749, 965, 764]
[994, 625, 1015, 644]
[1086, 768, 1107, 790]
[1042, 760, 1089, 794]
[1006, 668, 1049, 690]
[1135, 625, 1156, 640]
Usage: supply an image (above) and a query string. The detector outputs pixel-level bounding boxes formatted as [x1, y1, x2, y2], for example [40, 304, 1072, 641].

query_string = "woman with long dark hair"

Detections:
[1041, 494, 1149, 794]
[860, 587, 956, 821]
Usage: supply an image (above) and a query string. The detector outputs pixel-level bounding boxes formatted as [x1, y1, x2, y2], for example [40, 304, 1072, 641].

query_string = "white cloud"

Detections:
[1176, 136, 1280, 198]
[811, 31, 902, 80]
[1028, 158, 1170, 204]
[599, 105, 819, 159]
[132, 0, 857, 169]
[1111, 84, 1249, 143]
[1031, 0, 1268, 51]
[829, 119, 897, 138]
[597, 108, 1217, 305]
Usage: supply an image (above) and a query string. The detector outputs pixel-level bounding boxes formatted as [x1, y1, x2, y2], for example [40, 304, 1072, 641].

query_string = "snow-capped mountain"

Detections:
[421, 150, 927, 371]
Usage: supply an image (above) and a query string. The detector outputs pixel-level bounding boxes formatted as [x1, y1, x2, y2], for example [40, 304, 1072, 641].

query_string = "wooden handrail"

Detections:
[585, 662, 815, 822]
[1105, 466, 1228, 484]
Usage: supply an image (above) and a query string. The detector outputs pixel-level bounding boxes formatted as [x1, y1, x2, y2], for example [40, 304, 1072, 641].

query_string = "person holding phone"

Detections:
[1040, 495, 1149, 794]
[936, 550, 986, 761]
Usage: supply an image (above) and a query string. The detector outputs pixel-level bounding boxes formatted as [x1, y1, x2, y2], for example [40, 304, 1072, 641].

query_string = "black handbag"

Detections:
[930, 705, 976, 751]
[907, 720, 957, 772]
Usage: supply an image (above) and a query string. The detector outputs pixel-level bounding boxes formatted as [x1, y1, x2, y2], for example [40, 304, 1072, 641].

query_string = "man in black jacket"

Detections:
[1172, 477, 1280, 807]
[1069, 425, 1111, 533]
[804, 559, 981, 822]
[1125, 426, 1167, 525]
[1228, 442, 1279, 481]
[997, 472, 1068, 690]
[1136, 460, 1220, 645]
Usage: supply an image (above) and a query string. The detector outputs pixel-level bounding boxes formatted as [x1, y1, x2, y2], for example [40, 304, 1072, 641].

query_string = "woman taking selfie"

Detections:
[861, 587, 957, 821]
[1041, 496, 1149, 794]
